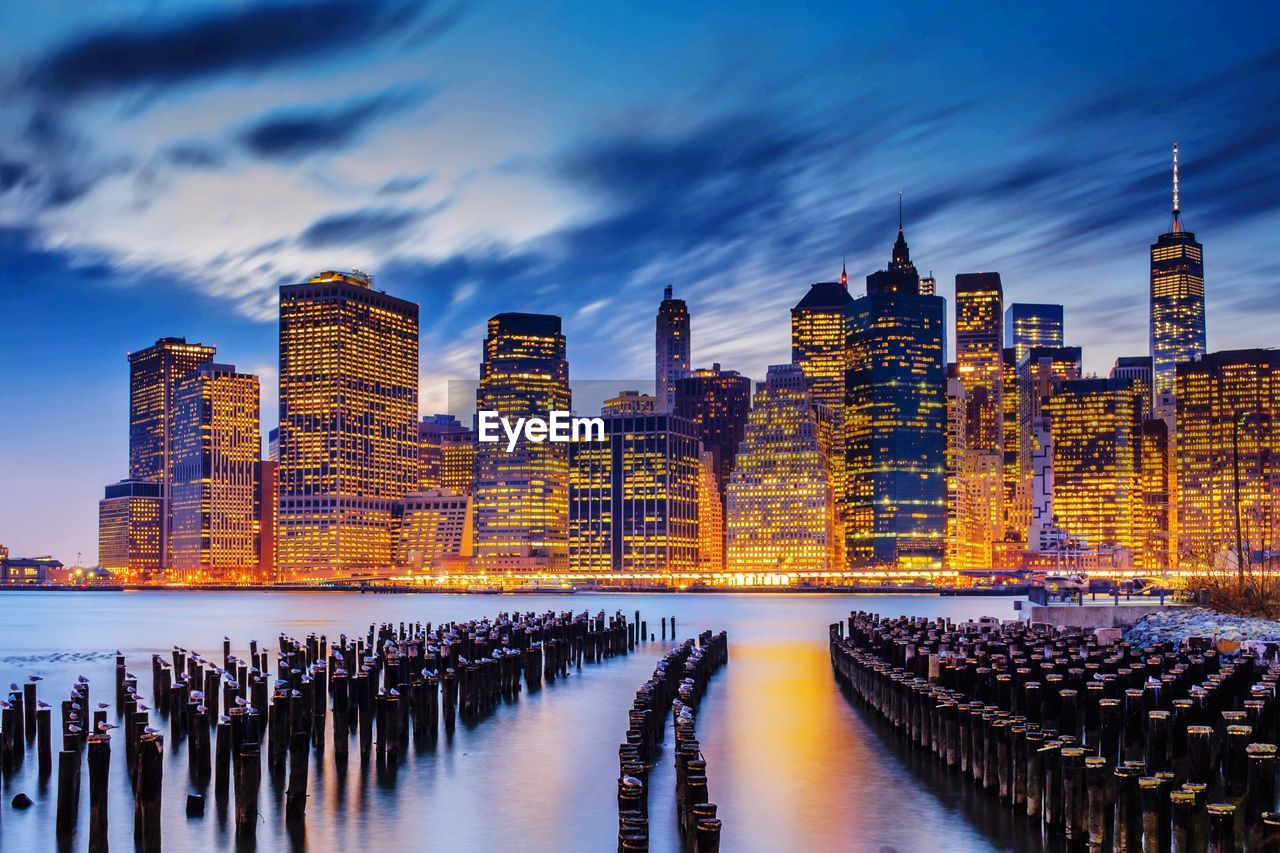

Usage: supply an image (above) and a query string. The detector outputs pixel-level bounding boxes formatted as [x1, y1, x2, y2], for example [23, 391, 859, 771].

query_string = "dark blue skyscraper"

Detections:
[845, 211, 946, 566]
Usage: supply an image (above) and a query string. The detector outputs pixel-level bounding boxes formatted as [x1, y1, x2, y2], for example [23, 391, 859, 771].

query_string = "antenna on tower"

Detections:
[841, 255, 847, 286]
[1171, 142, 1181, 232]
[898, 192, 904, 232]
[663, 284, 672, 300]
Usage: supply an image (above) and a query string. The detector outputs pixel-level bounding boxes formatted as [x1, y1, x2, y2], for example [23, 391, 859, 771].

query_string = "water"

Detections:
[0, 591, 1050, 852]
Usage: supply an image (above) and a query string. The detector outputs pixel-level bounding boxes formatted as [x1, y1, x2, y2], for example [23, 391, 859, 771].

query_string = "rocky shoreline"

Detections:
[1124, 606, 1280, 654]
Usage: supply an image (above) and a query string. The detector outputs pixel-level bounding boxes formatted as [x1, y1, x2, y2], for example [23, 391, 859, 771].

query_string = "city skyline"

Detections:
[3, 3, 1280, 565]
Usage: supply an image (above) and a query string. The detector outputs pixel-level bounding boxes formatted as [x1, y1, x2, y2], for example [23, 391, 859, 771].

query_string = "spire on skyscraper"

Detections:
[663, 283, 673, 300]
[1171, 142, 1182, 233]
[840, 256, 847, 287]
[890, 192, 911, 270]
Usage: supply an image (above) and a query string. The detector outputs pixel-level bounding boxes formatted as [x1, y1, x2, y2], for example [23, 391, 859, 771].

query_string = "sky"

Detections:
[1, 1, 1279, 565]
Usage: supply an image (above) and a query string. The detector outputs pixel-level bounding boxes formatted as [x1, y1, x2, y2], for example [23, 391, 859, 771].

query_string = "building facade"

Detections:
[393, 490, 473, 573]
[98, 479, 164, 579]
[569, 396, 700, 574]
[1004, 303, 1064, 363]
[277, 271, 420, 579]
[419, 415, 473, 492]
[726, 364, 841, 573]
[846, 220, 946, 566]
[1176, 349, 1280, 568]
[472, 312, 571, 571]
[168, 364, 262, 583]
[655, 285, 691, 414]
[955, 272, 1005, 453]
[674, 364, 752, 503]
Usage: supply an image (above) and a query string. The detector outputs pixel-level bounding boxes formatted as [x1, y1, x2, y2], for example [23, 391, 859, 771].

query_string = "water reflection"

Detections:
[0, 591, 1044, 852]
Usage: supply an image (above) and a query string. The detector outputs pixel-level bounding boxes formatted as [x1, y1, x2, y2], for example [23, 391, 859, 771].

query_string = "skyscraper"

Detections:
[1151, 143, 1207, 401]
[1014, 346, 1084, 541]
[674, 364, 752, 502]
[278, 271, 420, 579]
[98, 480, 163, 579]
[955, 272, 1005, 452]
[1176, 349, 1280, 568]
[128, 336, 216, 567]
[472, 312, 571, 571]
[419, 414, 473, 491]
[394, 489, 473, 573]
[655, 285, 691, 414]
[726, 364, 841, 573]
[568, 393, 700, 574]
[846, 211, 946, 566]
[1004, 304, 1064, 363]
[696, 450, 723, 572]
[1046, 378, 1144, 558]
[1111, 356, 1154, 417]
[169, 363, 262, 583]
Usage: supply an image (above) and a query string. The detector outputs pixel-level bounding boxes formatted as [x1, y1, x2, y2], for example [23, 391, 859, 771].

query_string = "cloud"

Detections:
[23, 1, 461, 100]
[237, 89, 425, 161]
[298, 206, 425, 248]
[163, 141, 226, 170]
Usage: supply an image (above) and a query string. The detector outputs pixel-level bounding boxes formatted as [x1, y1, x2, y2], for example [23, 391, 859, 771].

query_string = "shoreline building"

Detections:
[674, 362, 752, 543]
[394, 489, 473, 573]
[98, 480, 164, 579]
[655, 286, 691, 414]
[127, 336, 216, 571]
[169, 363, 262, 583]
[955, 273, 1005, 454]
[1046, 377, 1144, 559]
[696, 450, 723, 572]
[1014, 346, 1083, 544]
[568, 392, 700, 574]
[1150, 143, 1207, 405]
[472, 313, 571, 572]
[726, 364, 841, 574]
[277, 271, 420, 579]
[1176, 349, 1280, 569]
[1005, 303, 1064, 363]
[846, 208, 946, 566]
[419, 414, 474, 493]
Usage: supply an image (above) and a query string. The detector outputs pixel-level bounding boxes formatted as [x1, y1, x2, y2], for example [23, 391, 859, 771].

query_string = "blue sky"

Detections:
[2, 1, 1278, 565]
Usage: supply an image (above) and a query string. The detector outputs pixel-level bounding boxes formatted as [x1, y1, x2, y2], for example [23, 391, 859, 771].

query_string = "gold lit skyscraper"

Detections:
[169, 363, 262, 583]
[98, 480, 164, 580]
[655, 286, 691, 414]
[473, 313, 571, 571]
[955, 272, 1005, 452]
[726, 364, 841, 573]
[1047, 378, 1144, 556]
[277, 271, 420, 579]
[1151, 143, 1207, 400]
[1176, 349, 1280, 569]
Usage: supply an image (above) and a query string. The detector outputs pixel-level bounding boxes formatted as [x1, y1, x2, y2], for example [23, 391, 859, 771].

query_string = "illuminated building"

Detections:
[1004, 303, 1064, 363]
[918, 272, 937, 296]
[674, 364, 752, 502]
[394, 489, 473, 573]
[419, 414, 473, 491]
[1151, 143, 1207, 400]
[846, 209, 946, 566]
[1176, 349, 1280, 568]
[1138, 419, 1174, 571]
[697, 450, 723, 571]
[792, 269, 854, 552]
[568, 396, 699, 573]
[278, 271, 420, 579]
[98, 480, 163, 579]
[1014, 346, 1083, 543]
[1112, 356, 1154, 417]
[655, 285, 691, 414]
[128, 336, 216, 567]
[726, 364, 841, 573]
[473, 312, 571, 571]
[1047, 378, 1144, 557]
[255, 461, 277, 582]
[169, 364, 262, 583]
[1001, 348, 1021, 544]
[267, 427, 279, 463]
[946, 376, 981, 569]
[0, 544, 7, 563]
[955, 272, 1004, 452]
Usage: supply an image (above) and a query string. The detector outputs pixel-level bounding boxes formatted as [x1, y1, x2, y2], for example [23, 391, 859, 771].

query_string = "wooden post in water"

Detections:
[87, 732, 111, 852]
[56, 748, 79, 835]
[286, 730, 309, 820]
[133, 732, 163, 853]
[234, 742, 261, 837]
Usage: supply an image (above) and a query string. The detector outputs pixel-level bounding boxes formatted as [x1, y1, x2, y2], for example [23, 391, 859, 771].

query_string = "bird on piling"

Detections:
[143, 727, 158, 736]
[77, 675, 88, 684]
[96, 702, 109, 710]
[28, 674, 44, 682]
[97, 722, 118, 733]
[37, 700, 50, 710]
[8, 682, 16, 692]
[234, 697, 246, 707]
[68, 724, 82, 734]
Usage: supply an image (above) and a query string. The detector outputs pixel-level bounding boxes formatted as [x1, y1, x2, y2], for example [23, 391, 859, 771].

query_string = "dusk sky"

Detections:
[2, 1, 1278, 565]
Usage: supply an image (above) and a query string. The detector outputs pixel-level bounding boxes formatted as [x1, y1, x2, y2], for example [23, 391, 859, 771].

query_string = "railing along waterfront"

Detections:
[830, 611, 1280, 851]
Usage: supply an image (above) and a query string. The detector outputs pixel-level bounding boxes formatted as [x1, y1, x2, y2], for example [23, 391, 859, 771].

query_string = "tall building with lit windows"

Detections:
[1004, 303, 1064, 363]
[472, 312, 571, 571]
[277, 271, 420, 579]
[1046, 377, 1144, 557]
[792, 269, 854, 552]
[419, 415, 474, 492]
[169, 364, 261, 583]
[955, 272, 1005, 452]
[726, 364, 841, 573]
[846, 213, 946, 566]
[655, 286, 691, 414]
[393, 490, 473, 573]
[1151, 143, 1207, 401]
[1176, 349, 1280, 568]
[697, 450, 723, 571]
[1138, 418, 1174, 571]
[1014, 346, 1083, 540]
[98, 480, 164, 579]
[674, 365, 752, 502]
[569, 393, 700, 574]
[1112, 356, 1154, 417]
[1000, 348, 1022, 543]
[128, 336, 217, 567]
